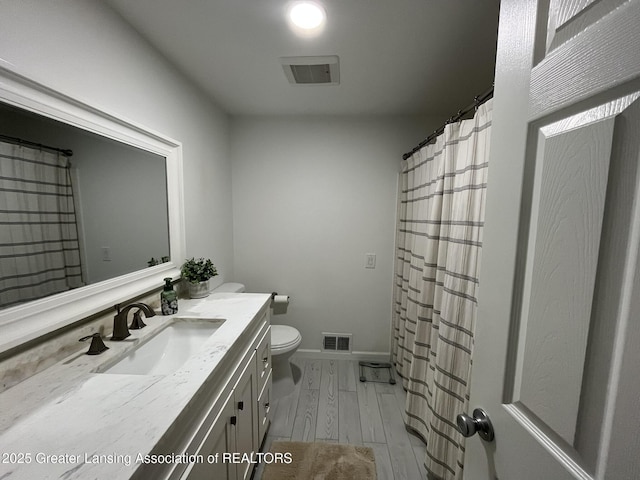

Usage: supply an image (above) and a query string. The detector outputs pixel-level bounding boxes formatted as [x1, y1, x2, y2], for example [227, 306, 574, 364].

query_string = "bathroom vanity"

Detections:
[0, 293, 272, 480]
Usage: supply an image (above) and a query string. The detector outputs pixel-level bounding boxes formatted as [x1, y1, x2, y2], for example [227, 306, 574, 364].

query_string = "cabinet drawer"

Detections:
[255, 326, 271, 394]
[257, 369, 272, 448]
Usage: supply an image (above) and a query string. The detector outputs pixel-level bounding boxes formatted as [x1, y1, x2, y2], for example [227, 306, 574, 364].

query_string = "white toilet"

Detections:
[211, 283, 302, 398]
[270, 324, 302, 398]
[210, 282, 247, 295]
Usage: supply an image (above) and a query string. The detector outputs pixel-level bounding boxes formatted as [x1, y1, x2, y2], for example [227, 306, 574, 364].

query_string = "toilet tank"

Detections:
[211, 283, 245, 293]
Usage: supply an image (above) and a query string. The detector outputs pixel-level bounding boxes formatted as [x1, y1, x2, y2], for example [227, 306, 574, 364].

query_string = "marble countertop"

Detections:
[0, 292, 271, 480]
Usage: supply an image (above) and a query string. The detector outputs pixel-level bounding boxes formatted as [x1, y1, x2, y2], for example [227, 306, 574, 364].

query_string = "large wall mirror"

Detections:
[0, 66, 185, 355]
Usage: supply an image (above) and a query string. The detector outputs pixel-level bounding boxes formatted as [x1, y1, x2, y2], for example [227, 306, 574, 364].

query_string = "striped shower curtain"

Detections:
[0, 142, 84, 309]
[392, 100, 492, 480]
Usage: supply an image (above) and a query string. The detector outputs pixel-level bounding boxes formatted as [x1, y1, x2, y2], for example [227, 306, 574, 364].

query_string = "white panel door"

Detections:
[465, 1, 640, 479]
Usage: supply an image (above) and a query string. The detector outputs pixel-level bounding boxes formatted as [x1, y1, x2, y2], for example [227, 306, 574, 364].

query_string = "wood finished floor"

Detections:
[254, 357, 428, 480]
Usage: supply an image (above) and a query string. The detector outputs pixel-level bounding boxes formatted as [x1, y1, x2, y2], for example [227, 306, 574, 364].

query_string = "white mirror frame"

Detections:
[0, 65, 186, 354]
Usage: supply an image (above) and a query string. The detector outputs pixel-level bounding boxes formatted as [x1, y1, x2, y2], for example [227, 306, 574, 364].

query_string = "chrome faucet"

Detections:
[112, 302, 156, 340]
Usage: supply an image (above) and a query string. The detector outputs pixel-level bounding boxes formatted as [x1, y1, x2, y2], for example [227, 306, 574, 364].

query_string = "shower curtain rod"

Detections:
[0, 134, 73, 157]
[402, 85, 494, 160]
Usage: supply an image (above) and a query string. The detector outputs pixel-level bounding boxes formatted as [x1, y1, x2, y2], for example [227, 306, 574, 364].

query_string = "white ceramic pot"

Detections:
[188, 280, 210, 299]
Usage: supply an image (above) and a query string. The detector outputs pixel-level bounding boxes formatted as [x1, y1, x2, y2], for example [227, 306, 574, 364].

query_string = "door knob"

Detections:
[456, 408, 494, 442]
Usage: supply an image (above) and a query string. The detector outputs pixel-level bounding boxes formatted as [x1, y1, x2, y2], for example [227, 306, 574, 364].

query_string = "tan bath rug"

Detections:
[262, 441, 376, 480]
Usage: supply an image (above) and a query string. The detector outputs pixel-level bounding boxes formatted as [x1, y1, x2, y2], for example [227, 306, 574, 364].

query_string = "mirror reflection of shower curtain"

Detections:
[392, 100, 492, 480]
[0, 141, 84, 309]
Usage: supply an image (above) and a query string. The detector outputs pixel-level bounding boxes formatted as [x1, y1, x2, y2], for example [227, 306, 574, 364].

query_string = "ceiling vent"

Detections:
[280, 56, 340, 85]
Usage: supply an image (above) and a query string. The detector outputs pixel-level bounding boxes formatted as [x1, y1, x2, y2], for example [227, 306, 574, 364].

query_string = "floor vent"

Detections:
[322, 332, 352, 352]
[280, 56, 340, 85]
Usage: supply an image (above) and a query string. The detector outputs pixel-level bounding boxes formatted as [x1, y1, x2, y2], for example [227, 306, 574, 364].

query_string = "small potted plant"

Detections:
[181, 257, 218, 298]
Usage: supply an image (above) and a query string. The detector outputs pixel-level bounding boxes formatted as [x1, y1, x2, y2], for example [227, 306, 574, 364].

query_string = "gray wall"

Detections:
[231, 115, 437, 354]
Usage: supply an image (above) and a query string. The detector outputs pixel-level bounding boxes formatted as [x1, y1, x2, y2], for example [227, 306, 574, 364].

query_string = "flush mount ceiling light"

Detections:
[287, 1, 326, 37]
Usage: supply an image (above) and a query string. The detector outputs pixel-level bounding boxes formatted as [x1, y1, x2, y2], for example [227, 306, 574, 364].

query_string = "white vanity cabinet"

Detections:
[0, 294, 275, 480]
[171, 306, 272, 480]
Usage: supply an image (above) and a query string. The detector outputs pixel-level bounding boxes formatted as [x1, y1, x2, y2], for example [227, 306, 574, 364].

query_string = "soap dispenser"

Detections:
[161, 277, 178, 315]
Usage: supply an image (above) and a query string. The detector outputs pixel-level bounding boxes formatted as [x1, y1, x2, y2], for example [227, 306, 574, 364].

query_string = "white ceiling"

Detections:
[105, 0, 500, 116]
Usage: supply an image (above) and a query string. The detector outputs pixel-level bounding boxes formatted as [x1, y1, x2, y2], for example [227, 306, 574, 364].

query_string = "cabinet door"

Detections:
[181, 391, 237, 480]
[257, 369, 272, 448]
[234, 351, 258, 480]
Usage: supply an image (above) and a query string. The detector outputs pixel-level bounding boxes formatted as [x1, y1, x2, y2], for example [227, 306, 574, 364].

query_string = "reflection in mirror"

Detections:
[0, 102, 170, 310]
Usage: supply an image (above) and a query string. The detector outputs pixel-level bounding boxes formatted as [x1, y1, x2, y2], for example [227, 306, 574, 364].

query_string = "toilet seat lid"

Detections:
[271, 325, 301, 350]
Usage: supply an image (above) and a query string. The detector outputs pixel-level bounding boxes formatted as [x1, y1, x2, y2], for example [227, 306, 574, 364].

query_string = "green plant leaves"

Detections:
[180, 257, 218, 284]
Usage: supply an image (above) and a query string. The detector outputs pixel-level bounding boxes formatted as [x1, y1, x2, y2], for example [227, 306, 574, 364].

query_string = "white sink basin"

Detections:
[101, 318, 225, 375]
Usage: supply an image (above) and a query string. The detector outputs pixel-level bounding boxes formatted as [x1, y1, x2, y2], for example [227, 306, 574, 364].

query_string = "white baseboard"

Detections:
[294, 349, 391, 363]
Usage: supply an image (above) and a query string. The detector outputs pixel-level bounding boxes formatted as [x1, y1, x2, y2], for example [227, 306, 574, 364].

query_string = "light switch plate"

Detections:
[365, 253, 376, 269]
